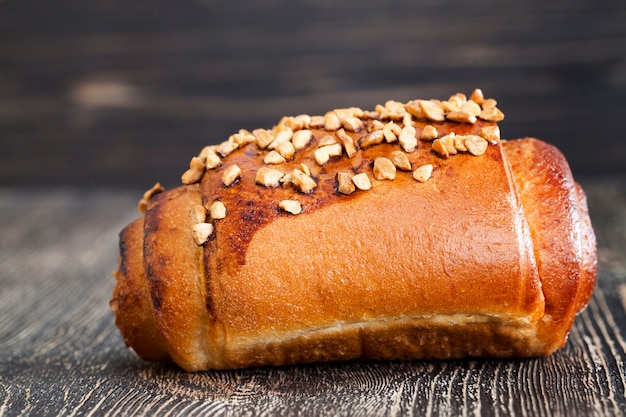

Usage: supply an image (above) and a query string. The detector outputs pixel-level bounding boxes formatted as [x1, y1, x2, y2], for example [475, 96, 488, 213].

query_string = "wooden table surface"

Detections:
[0, 178, 625, 416]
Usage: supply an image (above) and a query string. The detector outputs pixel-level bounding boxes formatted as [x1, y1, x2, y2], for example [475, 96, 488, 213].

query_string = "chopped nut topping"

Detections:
[336, 128, 357, 158]
[389, 150, 412, 171]
[297, 163, 311, 177]
[373, 157, 396, 180]
[264, 150, 286, 165]
[382, 126, 397, 143]
[256, 167, 284, 187]
[383, 100, 407, 120]
[402, 112, 413, 128]
[291, 169, 317, 193]
[480, 125, 501, 143]
[448, 93, 466, 109]
[324, 112, 341, 131]
[440, 133, 458, 155]
[461, 100, 482, 116]
[421, 125, 438, 141]
[368, 120, 385, 132]
[418, 100, 445, 122]
[352, 173, 372, 190]
[292, 114, 311, 130]
[292, 129, 313, 150]
[342, 116, 364, 132]
[318, 134, 338, 147]
[209, 201, 226, 220]
[216, 138, 238, 157]
[138, 182, 164, 213]
[336, 171, 356, 195]
[276, 140, 295, 160]
[358, 130, 384, 148]
[446, 111, 477, 124]
[413, 164, 433, 182]
[479, 106, 505, 122]
[222, 164, 242, 186]
[482, 98, 497, 109]
[280, 172, 293, 185]
[314, 143, 343, 165]
[464, 135, 489, 155]
[203, 149, 221, 170]
[279, 199, 302, 215]
[268, 127, 293, 150]
[189, 205, 207, 223]
[398, 125, 418, 152]
[231, 129, 256, 146]
[192, 223, 214, 246]
[405, 100, 425, 119]
[309, 115, 325, 128]
[431, 138, 449, 158]
[469, 88, 484, 105]
[253, 128, 275, 149]
[182, 156, 205, 185]
[454, 134, 468, 152]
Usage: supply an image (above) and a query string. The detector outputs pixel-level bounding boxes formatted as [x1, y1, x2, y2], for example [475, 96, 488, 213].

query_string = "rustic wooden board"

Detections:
[0, 179, 625, 416]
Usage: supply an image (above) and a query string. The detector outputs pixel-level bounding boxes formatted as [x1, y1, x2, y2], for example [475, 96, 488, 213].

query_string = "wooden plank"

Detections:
[0, 179, 625, 416]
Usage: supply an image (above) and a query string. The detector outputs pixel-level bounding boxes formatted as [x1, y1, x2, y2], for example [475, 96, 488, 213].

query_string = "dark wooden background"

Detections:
[1, 0, 625, 188]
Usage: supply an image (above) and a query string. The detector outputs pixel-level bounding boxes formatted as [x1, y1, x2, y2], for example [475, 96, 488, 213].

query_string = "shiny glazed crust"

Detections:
[111, 95, 596, 371]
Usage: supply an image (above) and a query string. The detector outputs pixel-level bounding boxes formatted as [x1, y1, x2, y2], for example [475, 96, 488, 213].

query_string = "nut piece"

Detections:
[405, 100, 425, 119]
[291, 168, 317, 193]
[268, 128, 293, 150]
[446, 111, 477, 124]
[412, 164, 433, 182]
[189, 205, 207, 223]
[231, 129, 256, 146]
[482, 98, 497, 109]
[336, 128, 357, 158]
[276, 140, 296, 160]
[264, 150, 286, 165]
[464, 135, 489, 155]
[454, 135, 468, 152]
[421, 125, 439, 141]
[292, 129, 313, 150]
[352, 173, 372, 190]
[479, 106, 505, 122]
[255, 167, 285, 187]
[222, 164, 242, 186]
[359, 130, 384, 148]
[209, 201, 227, 220]
[461, 100, 482, 116]
[182, 157, 205, 185]
[469, 88, 484, 105]
[199, 146, 221, 170]
[324, 112, 341, 131]
[318, 135, 338, 147]
[336, 171, 356, 195]
[431, 138, 449, 158]
[480, 125, 501, 143]
[314, 143, 343, 165]
[279, 200, 302, 215]
[216, 138, 238, 157]
[389, 150, 412, 171]
[253, 128, 275, 149]
[138, 182, 164, 213]
[398, 125, 418, 152]
[419, 100, 445, 122]
[373, 157, 396, 180]
[342, 116, 364, 132]
[192, 223, 214, 246]
[309, 115, 325, 128]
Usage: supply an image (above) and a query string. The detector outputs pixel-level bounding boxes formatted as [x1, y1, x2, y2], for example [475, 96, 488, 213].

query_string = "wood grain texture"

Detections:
[0, 178, 625, 416]
[0, 0, 625, 187]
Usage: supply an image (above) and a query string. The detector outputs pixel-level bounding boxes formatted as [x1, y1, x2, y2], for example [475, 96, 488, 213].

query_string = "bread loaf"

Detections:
[110, 90, 596, 371]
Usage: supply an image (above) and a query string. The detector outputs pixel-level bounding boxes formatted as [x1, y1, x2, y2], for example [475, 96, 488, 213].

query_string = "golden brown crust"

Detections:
[110, 92, 596, 371]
